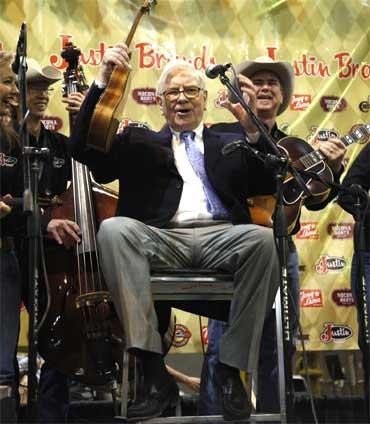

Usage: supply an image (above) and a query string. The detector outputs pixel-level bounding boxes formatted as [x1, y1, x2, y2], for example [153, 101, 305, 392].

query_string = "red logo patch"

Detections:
[327, 223, 354, 239]
[320, 96, 347, 112]
[172, 324, 192, 348]
[132, 88, 157, 105]
[300, 289, 323, 307]
[296, 222, 319, 239]
[41, 116, 63, 132]
[332, 289, 355, 307]
[290, 94, 312, 111]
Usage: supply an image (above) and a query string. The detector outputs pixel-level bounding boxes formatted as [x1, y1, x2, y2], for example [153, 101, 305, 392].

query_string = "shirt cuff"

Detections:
[94, 79, 107, 89]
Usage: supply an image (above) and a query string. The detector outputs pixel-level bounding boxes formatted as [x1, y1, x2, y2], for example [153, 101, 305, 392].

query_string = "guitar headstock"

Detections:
[141, 0, 157, 14]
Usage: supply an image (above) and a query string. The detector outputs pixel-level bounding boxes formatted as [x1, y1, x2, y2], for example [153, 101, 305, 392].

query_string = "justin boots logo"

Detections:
[320, 322, 353, 344]
[315, 255, 347, 274]
[307, 126, 339, 144]
[296, 222, 319, 239]
[172, 324, 192, 348]
[214, 89, 228, 108]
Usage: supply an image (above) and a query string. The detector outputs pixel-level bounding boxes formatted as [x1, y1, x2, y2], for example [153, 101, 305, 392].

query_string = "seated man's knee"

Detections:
[98, 216, 138, 245]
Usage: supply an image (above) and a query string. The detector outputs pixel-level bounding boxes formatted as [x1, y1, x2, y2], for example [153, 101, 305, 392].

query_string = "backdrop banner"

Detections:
[2, 0, 369, 353]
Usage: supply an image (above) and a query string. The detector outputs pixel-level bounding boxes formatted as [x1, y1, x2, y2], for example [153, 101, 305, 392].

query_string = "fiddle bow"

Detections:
[86, 0, 156, 153]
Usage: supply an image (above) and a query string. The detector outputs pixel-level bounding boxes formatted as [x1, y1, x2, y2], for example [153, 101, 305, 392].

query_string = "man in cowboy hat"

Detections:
[16, 58, 84, 422]
[199, 56, 346, 415]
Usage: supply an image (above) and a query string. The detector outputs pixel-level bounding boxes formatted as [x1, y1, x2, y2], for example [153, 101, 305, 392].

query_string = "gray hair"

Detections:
[156, 59, 207, 96]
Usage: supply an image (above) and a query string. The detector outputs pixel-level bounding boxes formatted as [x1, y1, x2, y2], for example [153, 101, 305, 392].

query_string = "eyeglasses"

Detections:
[162, 86, 203, 101]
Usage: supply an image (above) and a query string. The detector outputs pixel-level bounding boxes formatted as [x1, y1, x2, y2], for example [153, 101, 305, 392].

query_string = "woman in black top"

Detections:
[0, 50, 22, 423]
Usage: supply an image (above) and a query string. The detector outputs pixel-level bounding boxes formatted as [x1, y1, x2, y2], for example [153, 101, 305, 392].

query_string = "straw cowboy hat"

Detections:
[231, 56, 295, 115]
[26, 58, 62, 87]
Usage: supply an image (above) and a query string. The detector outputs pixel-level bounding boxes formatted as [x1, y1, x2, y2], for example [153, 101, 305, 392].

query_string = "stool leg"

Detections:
[120, 349, 129, 418]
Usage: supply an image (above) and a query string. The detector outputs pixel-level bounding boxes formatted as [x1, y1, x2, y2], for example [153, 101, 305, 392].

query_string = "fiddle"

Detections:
[86, 0, 156, 153]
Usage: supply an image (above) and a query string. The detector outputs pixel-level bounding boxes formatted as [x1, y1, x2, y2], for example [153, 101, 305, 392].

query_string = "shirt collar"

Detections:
[170, 122, 204, 141]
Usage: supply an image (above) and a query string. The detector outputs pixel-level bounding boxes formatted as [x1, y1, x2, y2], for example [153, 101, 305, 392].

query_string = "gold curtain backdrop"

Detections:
[1, 0, 369, 353]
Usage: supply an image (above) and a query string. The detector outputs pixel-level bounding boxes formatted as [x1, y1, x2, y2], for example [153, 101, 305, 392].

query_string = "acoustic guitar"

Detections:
[247, 123, 370, 234]
[86, 0, 156, 153]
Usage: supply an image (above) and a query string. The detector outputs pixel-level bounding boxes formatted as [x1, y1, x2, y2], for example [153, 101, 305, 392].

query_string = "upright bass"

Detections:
[38, 42, 123, 386]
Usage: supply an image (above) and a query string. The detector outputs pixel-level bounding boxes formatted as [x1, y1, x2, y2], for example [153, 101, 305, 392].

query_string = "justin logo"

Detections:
[320, 322, 353, 344]
[307, 126, 339, 144]
[0, 153, 17, 167]
[214, 89, 228, 109]
[117, 118, 151, 133]
[172, 324, 192, 348]
[53, 157, 65, 168]
[315, 255, 347, 274]
[300, 290, 323, 307]
[296, 222, 319, 239]
[290, 94, 312, 111]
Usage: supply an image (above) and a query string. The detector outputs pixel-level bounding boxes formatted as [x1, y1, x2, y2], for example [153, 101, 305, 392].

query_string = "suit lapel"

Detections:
[203, 126, 224, 172]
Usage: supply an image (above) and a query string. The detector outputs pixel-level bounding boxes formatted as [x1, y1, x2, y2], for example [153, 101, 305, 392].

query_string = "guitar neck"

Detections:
[295, 123, 370, 169]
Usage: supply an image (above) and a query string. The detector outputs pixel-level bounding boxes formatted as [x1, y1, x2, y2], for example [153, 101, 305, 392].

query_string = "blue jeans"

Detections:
[0, 249, 21, 386]
[351, 251, 370, 401]
[198, 249, 300, 414]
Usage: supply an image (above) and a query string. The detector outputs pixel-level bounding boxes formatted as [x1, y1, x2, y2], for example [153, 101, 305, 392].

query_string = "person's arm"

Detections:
[165, 365, 200, 393]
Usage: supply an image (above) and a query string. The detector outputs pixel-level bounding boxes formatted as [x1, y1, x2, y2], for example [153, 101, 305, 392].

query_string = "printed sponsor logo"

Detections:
[201, 326, 208, 345]
[41, 116, 63, 132]
[332, 289, 355, 307]
[0, 153, 17, 167]
[315, 255, 347, 274]
[290, 94, 312, 111]
[320, 96, 347, 112]
[117, 118, 151, 133]
[327, 223, 353, 239]
[307, 126, 339, 144]
[296, 222, 319, 239]
[132, 88, 157, 105]
[214, 89, 228, 108]
[320, 322, 353, 343]
[359, 97, 370, 113]
[172, 324, 192, 348]
[52, 157, 65, 168]
[300, 289, 323, 307]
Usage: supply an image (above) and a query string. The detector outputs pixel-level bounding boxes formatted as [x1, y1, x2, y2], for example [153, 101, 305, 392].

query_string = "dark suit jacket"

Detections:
[70, 84, 277, 228]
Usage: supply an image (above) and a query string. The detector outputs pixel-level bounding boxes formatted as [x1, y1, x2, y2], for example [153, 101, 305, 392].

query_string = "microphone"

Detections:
[205, 62, 232, 79]
[12, 22, 27, 75]
[222, 140, 246, 155]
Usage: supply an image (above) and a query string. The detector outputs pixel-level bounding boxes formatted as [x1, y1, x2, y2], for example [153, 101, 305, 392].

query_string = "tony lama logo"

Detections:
[290, 94, 312, 111]
[172, 324, 192, 348]
[320, 322, 353, 344]
[300, 289, 323, 307]
[315, 255, 347, 274]
[296, 222, 319, 240]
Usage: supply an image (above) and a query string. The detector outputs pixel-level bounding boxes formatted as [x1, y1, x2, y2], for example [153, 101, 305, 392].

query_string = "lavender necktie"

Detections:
[181, 131, 229, 220]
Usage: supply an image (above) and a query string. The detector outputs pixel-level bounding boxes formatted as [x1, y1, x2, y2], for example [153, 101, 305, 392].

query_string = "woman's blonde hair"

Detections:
[0, 51, 14, 68]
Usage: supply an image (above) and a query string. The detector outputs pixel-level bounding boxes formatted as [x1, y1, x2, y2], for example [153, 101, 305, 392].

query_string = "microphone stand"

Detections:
[217, 70, 296, 423]
[15, 22, 50, 421]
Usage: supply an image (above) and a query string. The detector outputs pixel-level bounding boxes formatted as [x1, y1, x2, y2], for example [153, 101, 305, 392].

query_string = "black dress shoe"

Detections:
[127, 377, 179, 422]
[214, 362, 252, 421]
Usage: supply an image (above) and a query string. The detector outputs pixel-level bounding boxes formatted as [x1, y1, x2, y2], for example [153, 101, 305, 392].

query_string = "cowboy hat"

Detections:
[230, 56, 295, 115]
[26, 58, 62, 87]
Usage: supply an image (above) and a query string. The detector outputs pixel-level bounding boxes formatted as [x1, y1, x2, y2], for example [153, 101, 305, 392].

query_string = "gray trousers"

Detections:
[97, 217, 280, 372]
